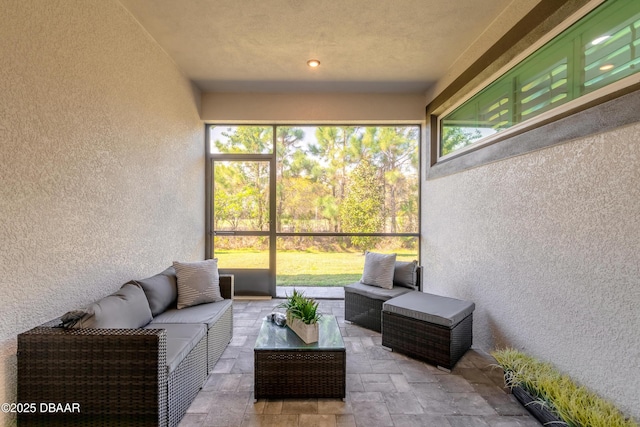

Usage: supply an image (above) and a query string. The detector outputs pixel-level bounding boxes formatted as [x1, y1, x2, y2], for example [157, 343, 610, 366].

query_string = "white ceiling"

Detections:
[119, 0, 514, 94]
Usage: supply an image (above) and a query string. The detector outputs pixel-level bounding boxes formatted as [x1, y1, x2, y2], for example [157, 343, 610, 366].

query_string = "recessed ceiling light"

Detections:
[591, 35, 610, 45]
[599, 64, 615, 71]
[307, 59, 320, 68]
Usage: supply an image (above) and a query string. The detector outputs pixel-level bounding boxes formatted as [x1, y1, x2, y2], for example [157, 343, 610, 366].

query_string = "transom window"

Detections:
[439, 0, 640, 159]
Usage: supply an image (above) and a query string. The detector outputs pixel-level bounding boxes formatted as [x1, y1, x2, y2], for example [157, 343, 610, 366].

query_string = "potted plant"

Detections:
[278, 289, 322, 344]
[492, 348, 637, 427]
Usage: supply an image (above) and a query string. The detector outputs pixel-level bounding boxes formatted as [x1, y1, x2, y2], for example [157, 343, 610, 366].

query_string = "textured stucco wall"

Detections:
[202, 92, 425, 123]
[0, 1, 203, 425]
[422, 123, 640, 419]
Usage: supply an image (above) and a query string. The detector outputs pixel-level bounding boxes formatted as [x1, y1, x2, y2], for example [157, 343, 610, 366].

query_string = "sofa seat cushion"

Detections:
[150, 299, 232, 329]
[344, 282, 413, 301]
[383, 292, 475, 328]
[145, 323, 206, 373]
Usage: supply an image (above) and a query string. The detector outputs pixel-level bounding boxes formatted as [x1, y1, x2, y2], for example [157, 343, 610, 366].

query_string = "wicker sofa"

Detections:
[17, 267, 234, 427]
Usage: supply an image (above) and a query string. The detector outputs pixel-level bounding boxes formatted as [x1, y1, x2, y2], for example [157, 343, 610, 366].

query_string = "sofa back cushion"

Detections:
[135, 266, 178, 316]
[393, 260, 419, 289]
[66, 283, 153, 329]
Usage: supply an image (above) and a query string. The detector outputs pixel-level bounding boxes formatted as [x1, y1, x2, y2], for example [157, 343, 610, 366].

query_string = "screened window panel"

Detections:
[209, 125, 273, 154]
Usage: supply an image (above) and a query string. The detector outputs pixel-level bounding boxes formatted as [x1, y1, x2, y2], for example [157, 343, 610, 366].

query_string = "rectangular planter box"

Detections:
[286, 313, 319, 344]
[512, 385, 566, 426]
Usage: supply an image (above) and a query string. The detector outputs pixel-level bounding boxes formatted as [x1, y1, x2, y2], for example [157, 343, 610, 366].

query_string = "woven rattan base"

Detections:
[168, 337, 208, 427]
[382, 311, 473, 370]
[344, 291, 384, 332]
[18, 327, 167, 427]
[254, 350, 346, 399]
[208, 304, 233, 372]
[254, 316, 346, 400]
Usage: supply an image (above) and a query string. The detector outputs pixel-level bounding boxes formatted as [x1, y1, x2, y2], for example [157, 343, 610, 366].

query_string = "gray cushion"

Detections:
[344, 281, 413, 301]
[383, 292, 475, 328]
[173, 259, 223, 309]
[360, 251, 397, 289]
[69, 283, 153, 329]
[150, 299, 232, 328]
[135, 266, 177, 316]
[145, 323, 206, 373]
[393, 260, 418, 289]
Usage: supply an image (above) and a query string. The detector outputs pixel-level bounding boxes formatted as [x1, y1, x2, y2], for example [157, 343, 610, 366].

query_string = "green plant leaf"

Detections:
[277, 288, 322, 324]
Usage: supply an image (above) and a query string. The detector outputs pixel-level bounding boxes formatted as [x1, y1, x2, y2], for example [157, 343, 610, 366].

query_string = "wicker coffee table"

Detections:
[254, 315, 346, 399]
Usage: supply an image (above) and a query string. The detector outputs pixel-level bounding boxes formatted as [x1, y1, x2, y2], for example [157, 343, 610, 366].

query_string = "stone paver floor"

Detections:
[178, 299, 538, 427]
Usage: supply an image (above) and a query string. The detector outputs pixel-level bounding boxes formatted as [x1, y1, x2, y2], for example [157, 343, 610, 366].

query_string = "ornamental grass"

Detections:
[492, 348, 637, 427]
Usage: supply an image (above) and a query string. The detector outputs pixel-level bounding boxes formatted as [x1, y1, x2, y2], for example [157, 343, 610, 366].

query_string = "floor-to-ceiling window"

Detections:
[206, 125, 420, 297]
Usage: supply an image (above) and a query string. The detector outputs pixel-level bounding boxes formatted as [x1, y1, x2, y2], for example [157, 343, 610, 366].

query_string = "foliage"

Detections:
[212, 125, 420, 248]
[213, 159, 269, 231]
[441, 126, 482, 156]
[276, 127, 305, 232]
[372, 127, 419, 233]
[492, 348, 637, 427]
[339, 159, 384, 251]
[217, 126, 272, 153]
[278, 289, 322, 324]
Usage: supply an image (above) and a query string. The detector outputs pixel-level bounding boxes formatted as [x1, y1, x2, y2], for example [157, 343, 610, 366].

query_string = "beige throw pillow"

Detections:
[173, 259, 223, 309]
[360, 251, 397, 290]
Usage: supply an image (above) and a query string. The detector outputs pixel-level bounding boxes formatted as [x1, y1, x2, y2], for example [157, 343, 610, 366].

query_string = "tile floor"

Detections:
[178, 299, 539, 427]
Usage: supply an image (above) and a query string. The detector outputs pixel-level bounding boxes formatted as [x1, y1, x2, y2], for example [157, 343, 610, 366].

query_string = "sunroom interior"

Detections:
[1, 0, 638, 425]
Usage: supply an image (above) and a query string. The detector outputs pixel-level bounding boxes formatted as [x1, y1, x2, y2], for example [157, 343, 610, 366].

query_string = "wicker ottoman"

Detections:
[382, 292, 475, 370]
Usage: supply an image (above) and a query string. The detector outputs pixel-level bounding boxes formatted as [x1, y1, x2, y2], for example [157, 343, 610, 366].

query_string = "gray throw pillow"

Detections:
[135, 266, 178, 316]
[66, 283, 153, 329]
[394, 260, 418, 289]
[360, 251, 397, 290]
[173, 259, 223, 309]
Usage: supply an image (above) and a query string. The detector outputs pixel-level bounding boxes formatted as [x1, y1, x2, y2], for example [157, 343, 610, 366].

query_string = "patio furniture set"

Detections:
[16, 255, 475, 425]
[344, 258, 475, 371]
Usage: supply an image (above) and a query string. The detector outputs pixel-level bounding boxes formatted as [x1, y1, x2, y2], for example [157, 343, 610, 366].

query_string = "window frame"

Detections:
[205, 124, 422, 291]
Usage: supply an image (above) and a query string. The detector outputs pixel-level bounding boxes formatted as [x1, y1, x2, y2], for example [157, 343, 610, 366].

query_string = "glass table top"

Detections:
[254, 315, 345, 351]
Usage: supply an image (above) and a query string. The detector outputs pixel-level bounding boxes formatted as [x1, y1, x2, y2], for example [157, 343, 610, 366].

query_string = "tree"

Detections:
[213, 127, 271, 231]
[216, 126, 272, 153]
[276, 127, 304, 232]
[310, 126, 359, 231]
[374, 127, 419, 233]
[441, 126, 482, 156]
[339, 160, 384, 251]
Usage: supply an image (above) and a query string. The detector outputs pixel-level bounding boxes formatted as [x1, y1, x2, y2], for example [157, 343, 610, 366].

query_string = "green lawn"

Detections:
[216, 249, 417, 287]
